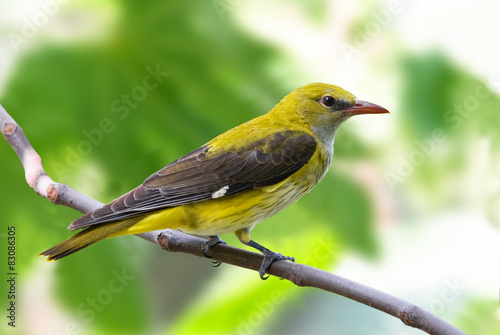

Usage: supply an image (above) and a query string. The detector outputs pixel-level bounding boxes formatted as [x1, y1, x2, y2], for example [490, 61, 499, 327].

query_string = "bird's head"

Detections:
[276, 82, 389, 145]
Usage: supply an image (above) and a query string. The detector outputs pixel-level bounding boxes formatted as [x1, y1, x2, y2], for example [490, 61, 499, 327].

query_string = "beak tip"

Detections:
[348, 100, 389, 115]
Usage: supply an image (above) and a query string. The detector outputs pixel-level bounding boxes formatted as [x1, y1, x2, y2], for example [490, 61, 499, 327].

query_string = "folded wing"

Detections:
[69, 130, 317, 230]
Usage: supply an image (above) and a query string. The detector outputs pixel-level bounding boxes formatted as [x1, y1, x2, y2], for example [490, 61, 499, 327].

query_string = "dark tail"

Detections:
[40, 217, 143, 261]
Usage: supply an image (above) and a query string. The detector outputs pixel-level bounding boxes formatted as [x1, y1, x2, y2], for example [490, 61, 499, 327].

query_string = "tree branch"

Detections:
[0, 103, 466, 335]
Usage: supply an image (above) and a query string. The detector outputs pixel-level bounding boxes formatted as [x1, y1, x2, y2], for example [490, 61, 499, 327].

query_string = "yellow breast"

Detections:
[122, 141, 332, 237]
[176, 142, 332, 236]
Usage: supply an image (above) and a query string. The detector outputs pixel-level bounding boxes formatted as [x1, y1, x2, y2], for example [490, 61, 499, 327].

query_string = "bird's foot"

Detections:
[202, 235, 226, 267]
[242, 239, 295, 279]
[258, 250, 295, 280]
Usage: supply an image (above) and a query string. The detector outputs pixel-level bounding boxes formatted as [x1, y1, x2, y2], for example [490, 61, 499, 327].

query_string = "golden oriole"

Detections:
[41, 82, 388, 278]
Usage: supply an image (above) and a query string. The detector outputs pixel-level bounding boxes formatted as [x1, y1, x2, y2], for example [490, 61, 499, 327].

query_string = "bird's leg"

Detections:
[246, 240, 295, 279]
[202, 235, 226, 267]
[235, 229, 295, 280]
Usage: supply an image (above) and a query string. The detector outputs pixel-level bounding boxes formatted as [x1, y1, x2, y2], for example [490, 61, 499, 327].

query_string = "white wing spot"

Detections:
[212, 185, 229, 199]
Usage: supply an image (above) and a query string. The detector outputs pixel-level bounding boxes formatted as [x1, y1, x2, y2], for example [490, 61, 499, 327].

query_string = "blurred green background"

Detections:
[1, 0, 499, 334]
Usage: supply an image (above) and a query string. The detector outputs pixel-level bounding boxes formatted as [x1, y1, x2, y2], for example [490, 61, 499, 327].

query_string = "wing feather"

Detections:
[69, 130, 317, 230]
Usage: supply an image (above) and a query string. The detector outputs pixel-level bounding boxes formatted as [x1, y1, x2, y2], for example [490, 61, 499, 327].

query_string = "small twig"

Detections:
[1, 107, 101, 213]
[158, 230, 464, 335]
[0, 103, 466, 335]
[0, 104, 158, 243]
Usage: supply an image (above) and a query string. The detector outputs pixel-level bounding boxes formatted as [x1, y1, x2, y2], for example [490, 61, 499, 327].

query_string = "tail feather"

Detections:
[40, 217, 144, 261]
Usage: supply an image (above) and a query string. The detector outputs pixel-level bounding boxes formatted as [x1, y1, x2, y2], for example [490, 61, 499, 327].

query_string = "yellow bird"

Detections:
[41, 82, 388, 278]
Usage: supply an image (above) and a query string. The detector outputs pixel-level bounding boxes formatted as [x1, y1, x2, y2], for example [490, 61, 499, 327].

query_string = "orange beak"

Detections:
[345, 100, 389, 116]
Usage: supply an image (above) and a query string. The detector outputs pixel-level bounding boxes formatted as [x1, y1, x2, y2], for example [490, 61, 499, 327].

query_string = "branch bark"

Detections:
[0, 103, 466, 335]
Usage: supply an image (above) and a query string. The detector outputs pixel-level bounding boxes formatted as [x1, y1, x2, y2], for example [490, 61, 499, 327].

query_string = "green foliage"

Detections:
[398, 52, 500, 141]
[382, 52, 500, 211]
[299, 171, 377, 256]
[167, 228, 338, 334]
[453, 298, 500, 334]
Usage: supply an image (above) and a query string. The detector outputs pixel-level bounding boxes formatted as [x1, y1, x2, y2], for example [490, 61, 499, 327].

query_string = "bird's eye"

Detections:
[320, 95, 336, 108]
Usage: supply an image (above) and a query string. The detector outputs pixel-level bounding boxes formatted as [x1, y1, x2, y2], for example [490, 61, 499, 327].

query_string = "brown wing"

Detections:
[68, 130, 317, 230]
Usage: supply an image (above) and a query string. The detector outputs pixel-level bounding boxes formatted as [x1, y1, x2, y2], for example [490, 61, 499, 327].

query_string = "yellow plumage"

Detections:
[41, 82, 388, 277]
